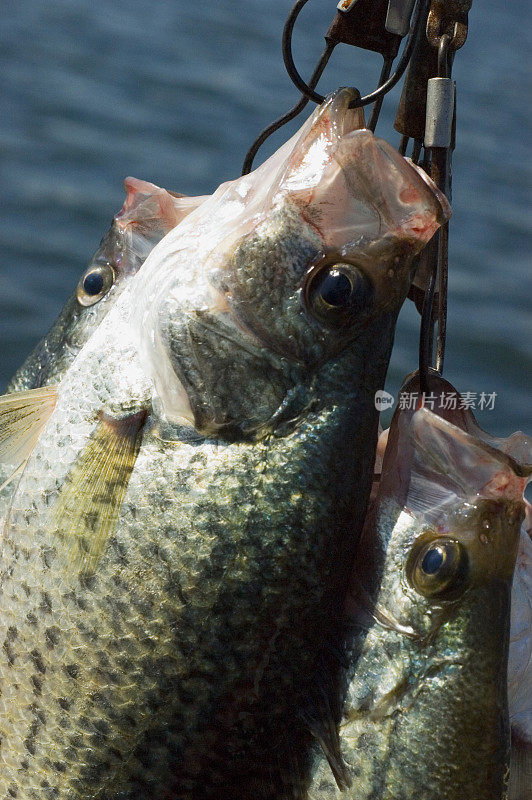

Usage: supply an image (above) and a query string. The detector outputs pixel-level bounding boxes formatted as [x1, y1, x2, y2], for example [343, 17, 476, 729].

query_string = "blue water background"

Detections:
[0, 0, 530, 436]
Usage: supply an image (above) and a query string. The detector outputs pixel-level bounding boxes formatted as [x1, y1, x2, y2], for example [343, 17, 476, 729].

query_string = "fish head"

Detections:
[134, 89, 450, 436]
[70, 179, 205, 352]
[6, 178, 206, 391]
[373, 408, 528, 637]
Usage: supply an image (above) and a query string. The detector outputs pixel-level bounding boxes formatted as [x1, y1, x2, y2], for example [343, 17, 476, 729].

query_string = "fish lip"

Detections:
[319, 91, 452, 231]
[298, 101, 452, 249]
[404, 158, 452, 224]
[321, 90, 452, 227]
[322, 87, 367, 137]
[355, 135, 452, 229]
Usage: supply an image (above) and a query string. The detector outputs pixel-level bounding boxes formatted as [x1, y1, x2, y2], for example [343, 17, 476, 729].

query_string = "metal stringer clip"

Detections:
[242, 0, 428, 174]
[418, 0, 469, 394]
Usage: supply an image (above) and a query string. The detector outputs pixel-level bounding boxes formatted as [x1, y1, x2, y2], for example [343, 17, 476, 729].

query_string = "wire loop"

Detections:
[282, 0, 429, 107]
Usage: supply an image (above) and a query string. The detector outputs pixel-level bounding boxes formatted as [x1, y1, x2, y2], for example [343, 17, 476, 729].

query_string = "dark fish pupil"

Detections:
[422, 546, 445, 575]
[83, 271, 104, 295]
[319, 270, 353, 306]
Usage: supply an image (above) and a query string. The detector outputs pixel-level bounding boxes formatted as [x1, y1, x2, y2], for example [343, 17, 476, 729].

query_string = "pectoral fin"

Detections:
[0, 386, 58, 489]
[53, 409, 147, 575]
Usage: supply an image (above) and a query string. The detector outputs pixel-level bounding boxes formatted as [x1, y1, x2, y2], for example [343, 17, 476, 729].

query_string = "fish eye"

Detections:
[421, 545, 445, 574]
[407, 536, 469, 600]
[304, 261, 374, 328]
[77, 264, 115, 307]
[83, 271, 104, 295]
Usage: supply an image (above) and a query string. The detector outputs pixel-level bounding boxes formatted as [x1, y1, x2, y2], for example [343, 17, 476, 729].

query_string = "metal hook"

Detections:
[437, 33, 452, 78]
[367, 55, 394, 132]
[242, 0, 429, 171]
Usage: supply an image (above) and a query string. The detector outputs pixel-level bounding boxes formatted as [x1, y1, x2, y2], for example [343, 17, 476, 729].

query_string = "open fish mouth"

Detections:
[281, 87, 451, 249]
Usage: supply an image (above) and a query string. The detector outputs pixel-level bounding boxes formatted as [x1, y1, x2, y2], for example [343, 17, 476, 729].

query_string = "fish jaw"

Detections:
[376, 371, 531, 510]
[274, 87, 450, 251]
[115, 176, 207, 250]
[297, 129, 450, 253]
[133, 90, 450, 437]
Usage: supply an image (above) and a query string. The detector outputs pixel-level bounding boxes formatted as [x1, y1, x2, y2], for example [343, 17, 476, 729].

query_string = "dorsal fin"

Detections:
[116, 177, 207, 235]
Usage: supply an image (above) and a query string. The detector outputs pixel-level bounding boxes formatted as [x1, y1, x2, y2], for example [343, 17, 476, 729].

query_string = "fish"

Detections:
[369, 382, 532, 800]
[308, 372, 531, 800]
[373, 412, 532, 798]
[370, 401, 532, 800]
[0, 88, 449, 799]
[368, 388, 532, 800]
[0, 179, 206, 498]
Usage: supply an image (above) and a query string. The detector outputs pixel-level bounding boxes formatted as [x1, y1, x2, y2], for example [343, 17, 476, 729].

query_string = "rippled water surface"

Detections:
[0, 0, 530, 435]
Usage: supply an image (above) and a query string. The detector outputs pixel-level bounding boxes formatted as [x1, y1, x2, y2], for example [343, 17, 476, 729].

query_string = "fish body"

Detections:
[0, 91, 448, 799]
[310, 373, 530, 800]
